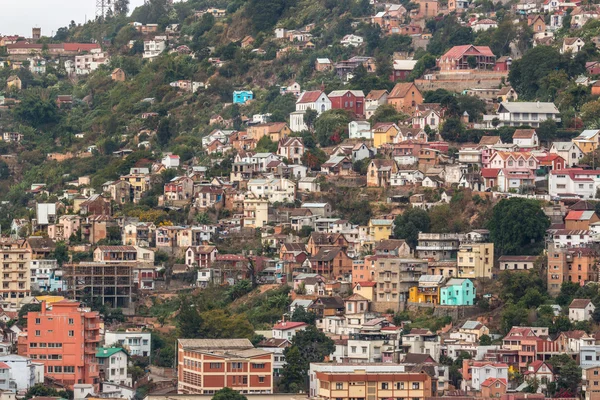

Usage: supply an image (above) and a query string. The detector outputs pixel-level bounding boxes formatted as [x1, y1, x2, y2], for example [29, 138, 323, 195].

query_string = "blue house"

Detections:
[440, 278, 476, 306]
[233, 90, 253, 104]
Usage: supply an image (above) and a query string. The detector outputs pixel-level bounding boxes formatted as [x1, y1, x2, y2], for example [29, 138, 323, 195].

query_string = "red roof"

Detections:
[481, 378, 507, 387]
[63, 43, 101, 52]
[298, 91, 325, 104]
[272, 321, 308, 331]
[441, 45, 495, 60]
[481, 168, 500, 178]
[565, 210, 597, 221]
[0, 362, 10, 369]
[354, 281, 376, 287]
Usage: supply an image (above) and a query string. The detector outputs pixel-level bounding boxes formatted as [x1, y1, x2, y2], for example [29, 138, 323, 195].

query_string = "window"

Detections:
[252, 363, 266, 369]
[396, 382, 405, 390]
[35, 330, 40, 336]
[381, 383, 389, 390]
[68, 318, 74, 325]
[35, 318, 40, 324]
[412, 382, 420, 389]
[68, 331, 74, 337]
[259, 376, 265, 383]
[337, 383, 344, 390]
[210, 363, 221, 369]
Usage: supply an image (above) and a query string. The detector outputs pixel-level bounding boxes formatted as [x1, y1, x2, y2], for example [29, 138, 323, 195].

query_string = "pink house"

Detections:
[487, 151, 539, 172]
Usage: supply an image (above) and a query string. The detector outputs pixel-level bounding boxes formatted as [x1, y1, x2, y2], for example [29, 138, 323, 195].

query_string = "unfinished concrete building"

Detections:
[64, 262, 135, 312]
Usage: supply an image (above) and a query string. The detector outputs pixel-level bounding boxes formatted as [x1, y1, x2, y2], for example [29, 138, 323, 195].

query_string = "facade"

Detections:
[547, 246, 598, 295]
[388, 83, 423, 114]
[569, 299, 596, 322]
[457, 243, 494, 279]
[484, 102, 560, 128]
[104, 330, 152, 357]
[0, 240, 32, 307]
[498, 255, 537, 271]
[328, 90, 365, 116]
[416, 233, 463, 261]
[438, 45, 496, 71]
[177, 339, 273, 394]
[370, 257, 428, 312]
[309, 363, 433, 400]
[96, 347, 130, 386]
[21, 301, 100, 389]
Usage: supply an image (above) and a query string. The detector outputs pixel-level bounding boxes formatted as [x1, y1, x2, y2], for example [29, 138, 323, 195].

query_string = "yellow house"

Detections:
[120, 172, 150, 202]
[372, 122, 400, 148]
[457, 243, 494, 279]
[408, 275, 445, 304]
[368, 219, 394, 242]
[353, 281, 375, 301]
[6, 75, 21, 91]
[572, 129, 600, 154]
[247, 122, 292, 142]
[243, 194, 269, 228]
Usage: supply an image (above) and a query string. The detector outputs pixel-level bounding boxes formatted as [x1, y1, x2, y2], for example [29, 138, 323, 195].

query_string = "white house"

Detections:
[349, 121, 372, 139]
[290, 91, 332, 132]
[550, 142, 584, 167]
[482, 102, 560, 128]
[569, 298, 595, 322]
[549, 168, 600, 199]
[0, 354, 41, 391]
[471, 19, 498, 32]
[469, 362, 509, 391]
[391, 170, 425, 186]
[562, 37, 585, 54]
[96, 347, 131, 386]
[341, 34, 364, 47]
[104, 330, 152, 358]
[143, 39, 166, 59]
[161, 154, 180, 169]
[247, 178, 296, 203]
[298, 177, 321, 192]
[74, 49, 110, 75]
[272, 321, 307, 340]
[512, 129, 539, 147]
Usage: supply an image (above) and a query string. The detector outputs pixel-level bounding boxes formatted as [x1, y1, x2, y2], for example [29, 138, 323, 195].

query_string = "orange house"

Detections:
[20, 300, 101, 390]
[565, 210, 600, 230]
[481, 378, 507, 398]
[388, 82, 423, 114]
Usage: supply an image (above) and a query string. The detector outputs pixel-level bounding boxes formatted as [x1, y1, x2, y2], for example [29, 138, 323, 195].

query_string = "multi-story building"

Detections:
[243, 195, 269, 228]
[416, 233, 464, 261]
[104, 330, 151, 358]
[177, 339, 273, 395]
[440, 278, 476, 306]
[309, 363, 434, 400]
[462, 360, 509, 391]
[63, 263, 134, 311]
[256, 338, 289, 378]
[457, 243, 494, 279]
[93, 246, 154, 264]
[547, 246, 598, 295]
[96, 347, 130, 386]
[0, 240, 32, 307]
[582, 365, 600, 400]
[408, 275, 445, 304]
[123, 223, 156, 247]
[29, 259, 58, 292]
[74, 50, 109, 75]
[20, 300, 101, 390]
[346, 332, 393, 363]
[370, 257, 428, 312]
[0, 354, 44, 391]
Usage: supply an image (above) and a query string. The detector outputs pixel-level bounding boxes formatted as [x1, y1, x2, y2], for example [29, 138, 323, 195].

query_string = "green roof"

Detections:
[96, 347, 127, 358]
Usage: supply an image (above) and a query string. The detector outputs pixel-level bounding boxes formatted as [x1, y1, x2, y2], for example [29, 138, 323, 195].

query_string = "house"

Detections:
[408, 275, 445, 304]
[241, 35, 254, 48]
[391, 59, 418, 81]
[440, 278, 476, 305]
[550, 142, 584, 167]
[315, 58, 332, 71]
[373, 122, 401, 148]
[248, 122, 291, 142]
[278, 137, 305, 164]
[349, 121, 372, 139]
[233, 90, 253, 104]
[438, 45, 496, 72]
[391, 170, 425, 186]
[185, 245, 218, 268]
[367, 159, 398, 187]
[272, 321, 307, 340]
[328, 90, 365, 116]
[512, 129, 539, 147]
[498, 255, 537, 271]
[6, 76, 21, 91]
[308, 247, 353, 279]
[573, 129, 600, 154]
[321, 156, 352, 176]
[368, 219, 394, 242]
[365, 90, 388, 118]
[96, 347, 130, 386]
[340, 34, 364, 47]
[484, 101, 560, 128]
[562, 37, 585, 54]
[565, 210, 600, 230]
[528, 14, 547, 32]
[412, 103, 444, 130]
[290, 91, 332, 132]
[162, 154, 180, 169]
[569, 298, 595, 322]
[481, 378, 507, 398]
[471, 19, 498, 32]
[111, 68, 126, 82]
[388, 82, 423, 113]
[374, 239, 412, 257]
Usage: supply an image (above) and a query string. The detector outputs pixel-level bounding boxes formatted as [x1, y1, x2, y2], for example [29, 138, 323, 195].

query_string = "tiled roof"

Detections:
[272, 321, 307, 330]
[389, 82, 418, 98]
[441, 45, 495, 60]
[569, 298, 592, 308]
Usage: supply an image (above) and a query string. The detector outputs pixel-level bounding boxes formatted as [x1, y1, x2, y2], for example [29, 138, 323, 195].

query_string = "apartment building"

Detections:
[104, 330, 151, 358]
[309, 363, 433, 400]
[30, 259, 60, 292]
[0, 240, 32, 307]
[20, 300, 101, 390]
[547, 246, 598, 296]
[92, 246, 154, 264]
[177, 339, 273, 395]
[583, 365, 600, 400]
[457, 243, 494, 279]
[416, 233, 464, 261]
[370, 257, 428, 312]
[96, 347, 130, 386]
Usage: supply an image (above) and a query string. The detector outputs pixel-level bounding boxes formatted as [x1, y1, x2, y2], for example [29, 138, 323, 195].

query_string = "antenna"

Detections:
[95, 0, 113, 19]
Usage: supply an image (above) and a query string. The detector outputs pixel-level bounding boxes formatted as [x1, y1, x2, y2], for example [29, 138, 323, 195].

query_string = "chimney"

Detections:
[40, 301, 46, 316]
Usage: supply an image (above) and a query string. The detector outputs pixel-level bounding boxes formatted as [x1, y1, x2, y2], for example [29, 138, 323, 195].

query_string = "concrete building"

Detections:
[104, 330, 151, 358]
[20, 301, 101, 390]
[0, 354, 43, 391]
[0, 240, 32, 307]
[177, 339, 273, 394]
[309, 363, 433, 400]
[457, 243, 494, 279]
[96, 347, 131, 386]
[416, 233, 464, 261]
[547, 246, 598, 296]
[369, 257, 428, 312]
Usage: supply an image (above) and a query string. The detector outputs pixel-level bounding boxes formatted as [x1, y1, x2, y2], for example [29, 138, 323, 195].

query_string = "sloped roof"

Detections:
[272, 321, 307, 330]
[389, 82, 419, 98]
[565, 210, 596, 221]
[570, 298, 593, 308]
[513, 129, 536, 139]
[479, 136, 502, 146]
[297, 90, 325, 104]
[441, 45, 494, 60]
[366, 90, 388, 101]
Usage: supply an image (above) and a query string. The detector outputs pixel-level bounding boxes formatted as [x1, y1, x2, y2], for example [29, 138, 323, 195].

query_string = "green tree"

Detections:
[487, 198, 550, 255]
[393, 207, 430, 248]
[290, 306, 317, 325]
[14, 93, 59, 128]
[213, 387, 248, 400]
[176, 297, 203, 338]
[548, 354, 581, 395]
[314, 109, 352, 146]
[479, 334, 492, 345]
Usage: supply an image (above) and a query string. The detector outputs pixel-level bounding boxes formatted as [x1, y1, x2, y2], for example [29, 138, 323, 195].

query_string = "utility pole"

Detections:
[95, 0, 113, 19]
